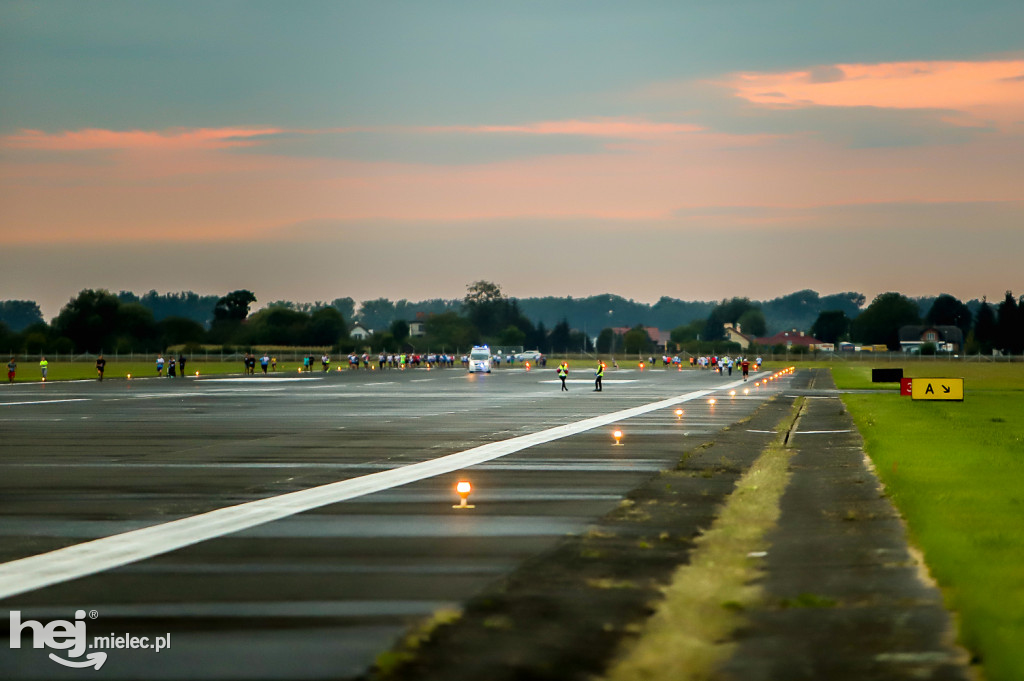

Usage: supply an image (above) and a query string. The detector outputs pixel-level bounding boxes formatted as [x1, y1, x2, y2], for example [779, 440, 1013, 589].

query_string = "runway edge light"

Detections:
[453, 480, 475, 509]
[612, 429, 624, 446]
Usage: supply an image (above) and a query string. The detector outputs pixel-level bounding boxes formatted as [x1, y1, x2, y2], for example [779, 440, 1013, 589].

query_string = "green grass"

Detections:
[834, 364, 1024, 681]
[604, 399, 803, 681]
[4, 360, 312, 383]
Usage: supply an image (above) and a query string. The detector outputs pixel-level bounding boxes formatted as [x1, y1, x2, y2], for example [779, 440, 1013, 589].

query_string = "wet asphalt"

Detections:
[0, 364, 774, 680]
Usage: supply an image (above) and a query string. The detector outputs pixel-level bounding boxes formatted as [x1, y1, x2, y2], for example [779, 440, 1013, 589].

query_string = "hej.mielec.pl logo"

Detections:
[9, 609, 171, 670]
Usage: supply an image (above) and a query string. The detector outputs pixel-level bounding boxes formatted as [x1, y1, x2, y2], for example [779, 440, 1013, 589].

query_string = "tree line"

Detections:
[1, 285, 1021, 356]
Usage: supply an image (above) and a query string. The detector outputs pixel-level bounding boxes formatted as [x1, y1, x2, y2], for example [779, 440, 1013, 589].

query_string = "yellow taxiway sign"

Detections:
[911, 378, 964, 401]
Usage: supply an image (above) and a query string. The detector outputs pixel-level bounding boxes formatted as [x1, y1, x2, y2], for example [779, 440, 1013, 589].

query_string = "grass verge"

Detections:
[602, 397, 804, 681]
[835, 363, 1024, 681]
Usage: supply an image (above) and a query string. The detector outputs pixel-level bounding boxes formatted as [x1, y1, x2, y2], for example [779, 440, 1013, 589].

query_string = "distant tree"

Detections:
[596, 328, 618, 354]
[548, 319, 572, 353]
[973, 297, 997, 354]
[926, 294, 972, 337]
[331, 297, 356, 321]
[531, 321, 549, 353]
[309, 307, 349, 346]
[390, 319, 410, 342]
[0, 321, 13, 353]
[464, 280, 504, 307]
[499, 324, 527, 347]
[811, 310, 851, 344]
[357, 298, 397, 333]
[247, 306, 309, 345]
[995, 291, 1023, 355]
[424, 311, 478, 351]
[568, 329, 593, 353]
[736, 309, 767, 337]
[623, 325, 653, 354]
[213, 290, 256, 321]
[21, 323, 51, 355]
[850, 292, 920, 350]
[116, 303, 158, 349]
[121, 290, 220, 327]
[669, 320, 704, 348]
[158, 316, 206, 347]
[0, 301, 44, 332]
[463, 281, 508, 337]
[52, 289, 123, 352]
[705, 298, 760, 340]
[818, 292, 866, 318]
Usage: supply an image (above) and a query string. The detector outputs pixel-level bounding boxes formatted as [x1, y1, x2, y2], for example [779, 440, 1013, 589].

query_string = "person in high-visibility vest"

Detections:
[39, 357, 48, 381]
[594, 360, 604, 392]
[557, 362, 569, 391]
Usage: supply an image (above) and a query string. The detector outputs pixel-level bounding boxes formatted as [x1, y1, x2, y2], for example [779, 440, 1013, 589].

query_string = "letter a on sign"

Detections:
[911, 378, 964, 401]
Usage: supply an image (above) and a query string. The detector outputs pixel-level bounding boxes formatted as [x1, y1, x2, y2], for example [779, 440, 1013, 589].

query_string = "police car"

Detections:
[468, 345, 492, 373]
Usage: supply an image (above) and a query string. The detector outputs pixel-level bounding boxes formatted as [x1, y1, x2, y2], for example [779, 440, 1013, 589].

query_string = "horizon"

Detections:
[13, 284, 1012, 325]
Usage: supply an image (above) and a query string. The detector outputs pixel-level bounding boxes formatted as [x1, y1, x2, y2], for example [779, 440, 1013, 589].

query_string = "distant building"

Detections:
[408, 321, 427, 337]
[755, 329, 828, 350]
[350, 323, 371, 341]
[723, 323, 753, 350]
[898, 325, 963, 353]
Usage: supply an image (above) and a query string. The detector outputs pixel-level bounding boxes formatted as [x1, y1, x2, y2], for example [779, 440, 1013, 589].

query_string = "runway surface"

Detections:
[0, 365, 780, 679]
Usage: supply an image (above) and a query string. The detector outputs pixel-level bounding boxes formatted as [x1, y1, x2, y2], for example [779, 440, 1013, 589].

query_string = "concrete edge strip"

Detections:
[0, 378, 752, 600]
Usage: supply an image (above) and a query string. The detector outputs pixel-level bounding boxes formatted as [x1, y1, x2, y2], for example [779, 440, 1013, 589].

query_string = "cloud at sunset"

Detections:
[723, 59, 1024, 126]
[2, 127, 284, 151]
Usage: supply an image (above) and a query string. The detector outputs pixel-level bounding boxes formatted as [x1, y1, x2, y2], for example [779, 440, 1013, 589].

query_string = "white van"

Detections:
[468, 345, 492, 373]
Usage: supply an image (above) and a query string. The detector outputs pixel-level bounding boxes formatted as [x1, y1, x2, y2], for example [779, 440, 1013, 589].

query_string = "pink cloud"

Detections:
[1, 127, 284, 151]
[417, 117, 703, 139]
[723, 59, 1024, 125]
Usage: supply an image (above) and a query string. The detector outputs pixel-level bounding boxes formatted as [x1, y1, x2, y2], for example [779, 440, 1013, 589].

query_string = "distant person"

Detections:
[303, 355, 311, 372]
[321, 354, 329, 372]
[179, 354, 187, 377]
[557, 361, 569, 391]
[156, 355, 165, 377]
[271, 356, 277, 372]
[168, 357, 176, 377]
[741, 358, 750, 381]
[594, 360, 604, 392]
[7, 358, 16, 383]
[95, 355, 106, 381]
[39, 357, 48, 381]
[260, 354, 270, 374]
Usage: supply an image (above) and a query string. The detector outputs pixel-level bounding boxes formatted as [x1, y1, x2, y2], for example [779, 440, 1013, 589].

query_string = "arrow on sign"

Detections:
[943, 385, 951, 393]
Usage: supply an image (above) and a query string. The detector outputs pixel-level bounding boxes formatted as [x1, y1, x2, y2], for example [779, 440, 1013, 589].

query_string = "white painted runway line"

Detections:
[198, 377, 322, 383]
[0, 378, 752, 600]
[0, 398, 91, 407]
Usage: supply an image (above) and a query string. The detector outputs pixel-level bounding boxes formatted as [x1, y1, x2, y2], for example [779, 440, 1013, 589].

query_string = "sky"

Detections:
[2, 1, 1023, 319]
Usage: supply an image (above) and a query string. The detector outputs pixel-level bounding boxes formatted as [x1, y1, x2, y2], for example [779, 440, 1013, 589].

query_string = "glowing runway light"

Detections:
[127, 373, 131, 380]
[612, 429, 624, 446]
[708, 398, 716, 405]
[453, 480, 475, 509]
[729, 390, 736, 397]
[743, 388, 749, 395]
[675, 408, 684, 420]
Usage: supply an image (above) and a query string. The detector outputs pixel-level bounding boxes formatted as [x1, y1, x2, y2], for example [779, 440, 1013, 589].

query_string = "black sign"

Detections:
[872, 368, 904, 383]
